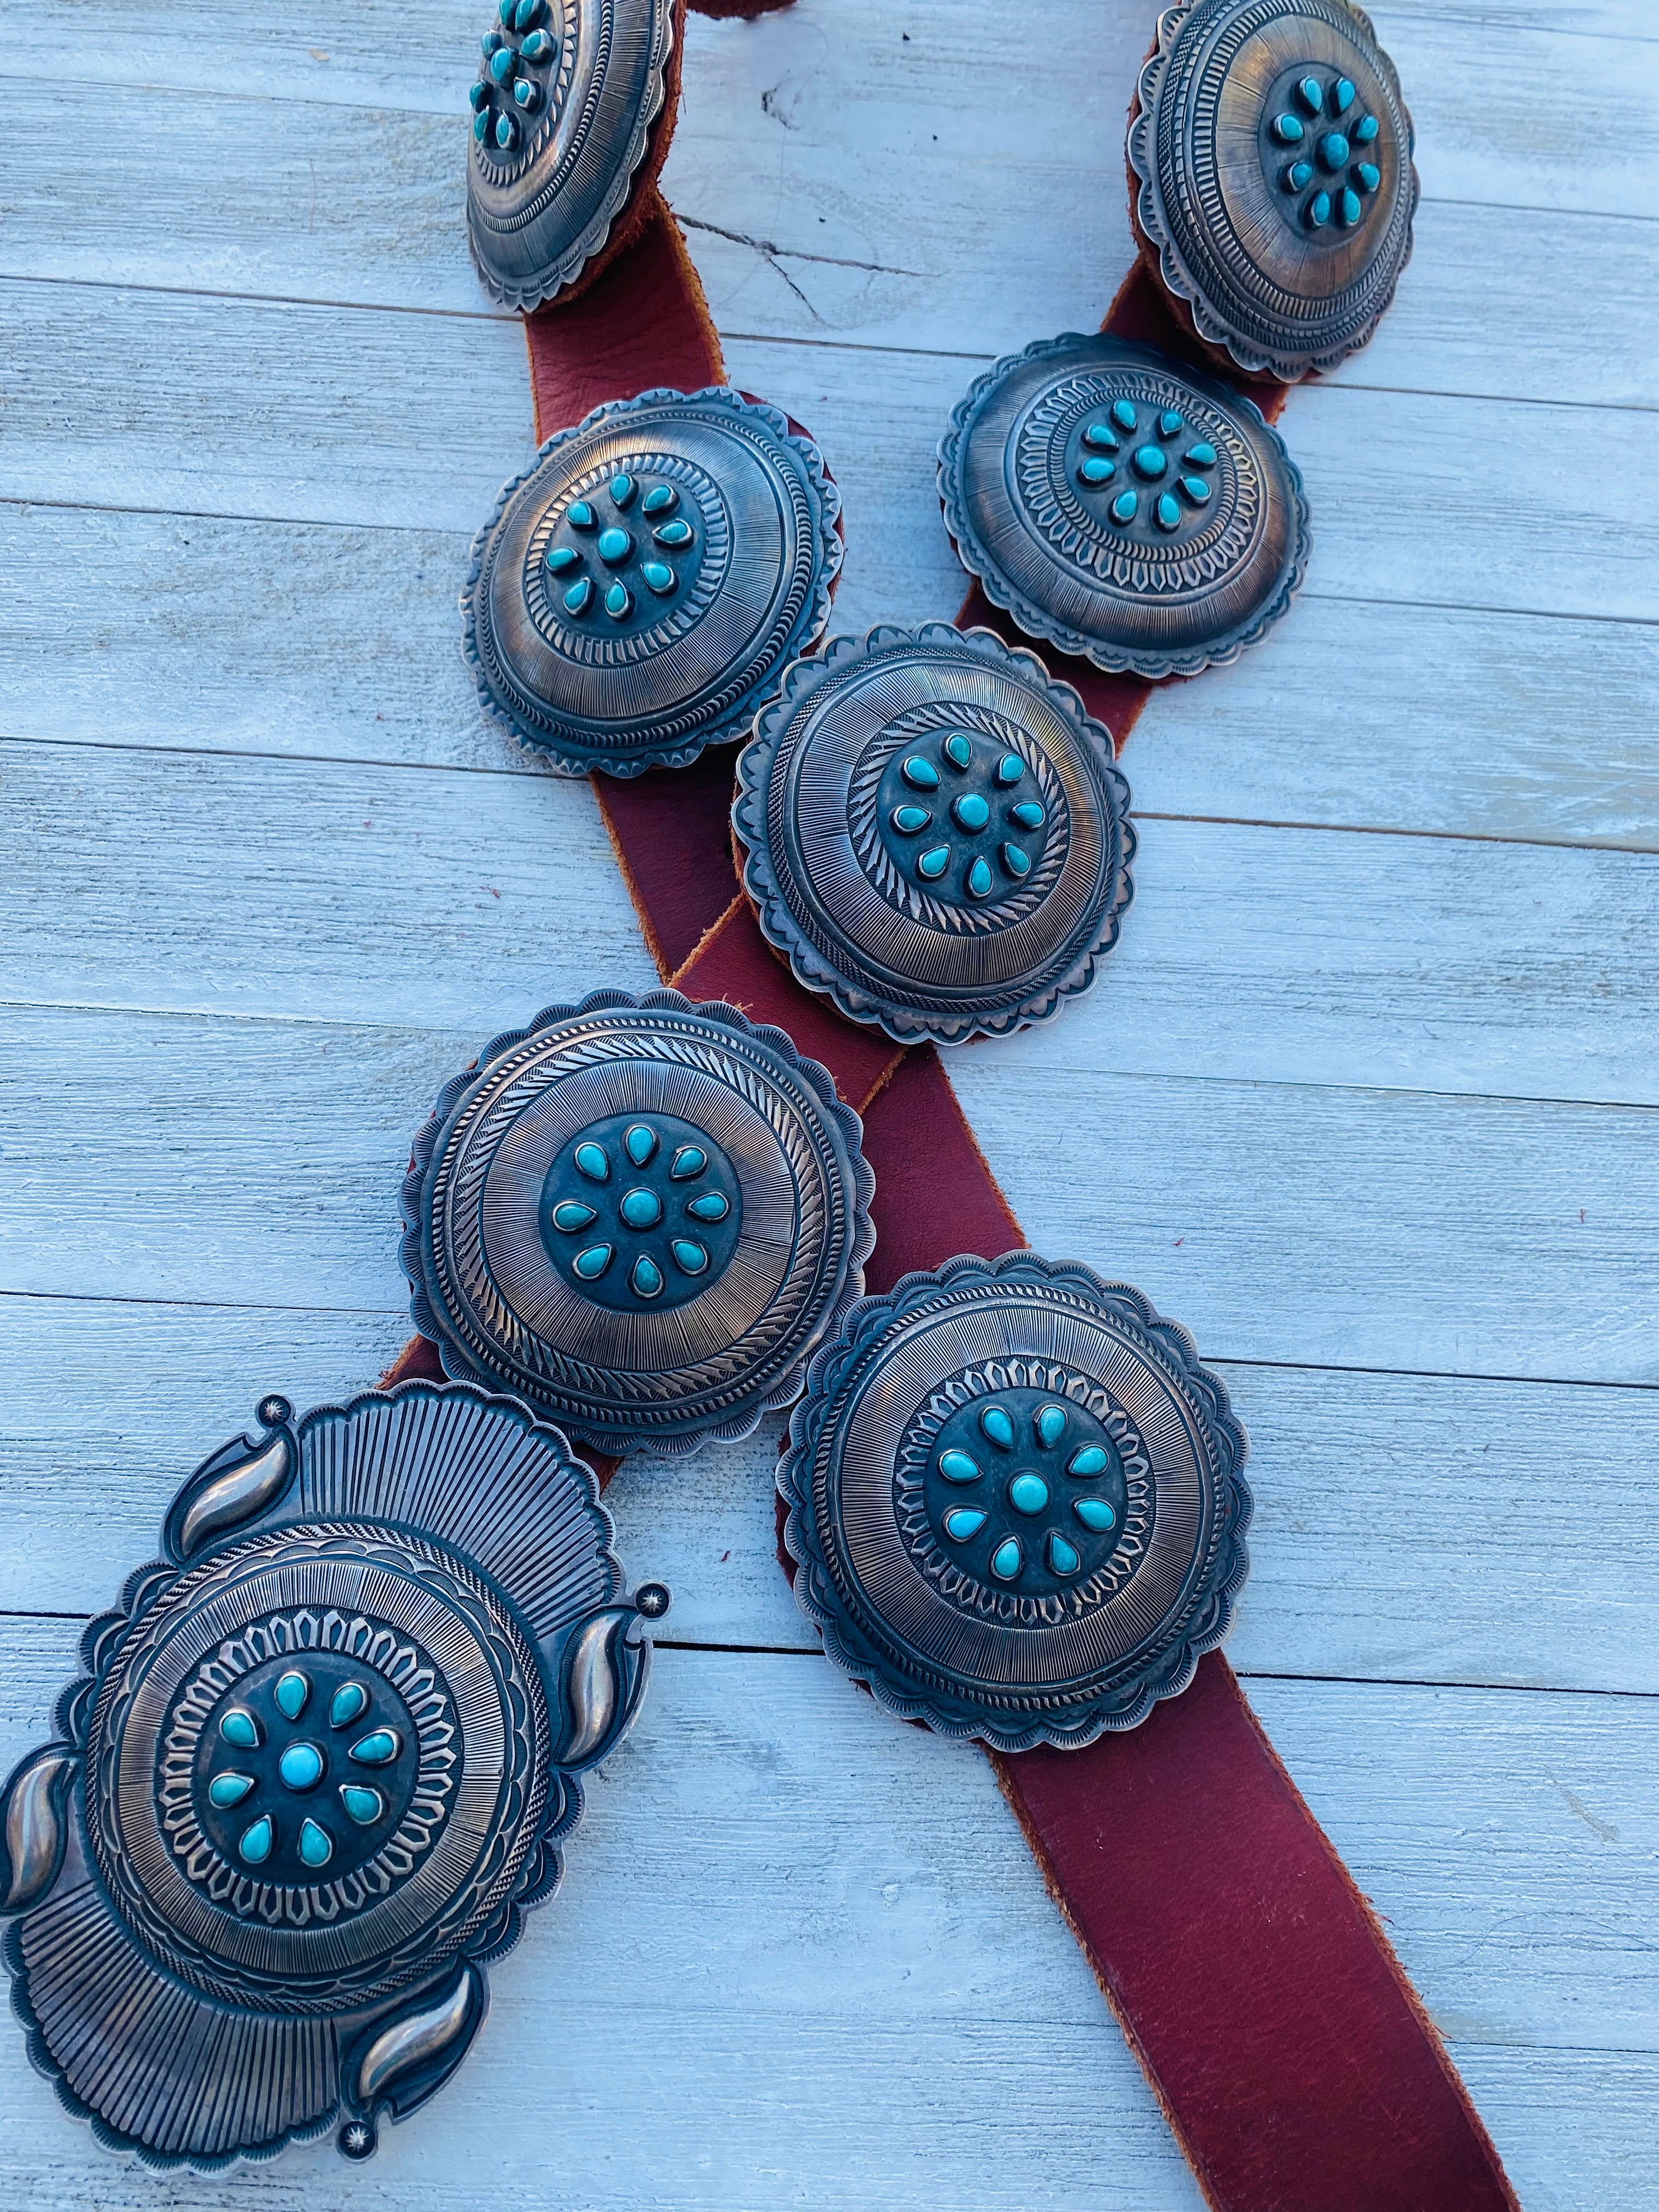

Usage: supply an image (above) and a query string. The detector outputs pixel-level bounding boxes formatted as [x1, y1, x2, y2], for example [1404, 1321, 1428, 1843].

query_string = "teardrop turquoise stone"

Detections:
[966, 856, 994, 899]
[996, 754, 1024, 785]
[1073, 1497, 1118, 1533]
[1356, 161, 1380, 192]
[298, 1818, 334, 1869]
[1331, 77, 1356, 114]
[604, 582, 631, 620]
[943, 1508, 989, 1543]
[274, 1670, 309, 1720]
[330, 1681, 368, 1729]
[1035, 1405, 1067, 1448]
[1110, 490, 1138, 524]
[563, 577, 594, 616]
[1354, 113, 1379, 144]
[1181, 476, 1212, 505]
[574, 1142, 610, 1181]
[208, 1771, 255, 1808]
[1297, 76, 1323, 113]
[670, 1239, 709, 1275]
[573, 1243, 614, 1280]
[1306, 191, 1331, 227]
[989, 1537, 1024, 1582]
[943, 733, 973, 770]
[544, 545, 579, 574]
[1010, 800, 1045, 830]
[552, 1200, 597, 1232]
[520, 28, 554, 60]
[653, 519, 693, 548]
[514, 0, 540, 26]
[1001, 842, 1031, 879]
[1110, 398, 1138, 432]
[891, 805, 932, 834]
[340, 1785, 382, 1825]
[917, 845, 950, 881]
[1068, 1446, 1110, 1477]
[566, 500, 596, 529]
[278, 1741, 324, 1792]
[902, 756, 940, 790]
[951, 793, 990, 832]
[469, 81, 489, 112]
[489, 46, 515, 82]
[239, 1815, 274, 1865]
[641, 483, 676, 513]
[1079, 455, 1115, 485]
[1047, 1533, 1081, 1576]
[641, 561, 676, 594]
[630, 1255, 664, 1300]
[1186, 442, 1217, 467]
[1159, 410, 1184, 438]
[1284, 159, 1314, 192]
[669, 1146, 706, 1180]
[1339, 188, 1362, 226]
[686, 1190, 729, 1222]
[625, 1123, 657, 1165]
[349, 1730, 400, 1767]
[1132, 443, 1167, 480]
[1008, 1473, 1050, 1516]
[619, 1187, 663, 1229]
[513, 78, 539, 110]
[609, 472, 636, 507]
[1155, 493, 1182, 532]
[979, 1405, 1015, 1450]
[598, 526, 632, 565]
[1272, 113, 1304, 145]
[472, 110, 489, 142]
[938, 1449, 982, 1484]
[219, 1707, 260, 1749]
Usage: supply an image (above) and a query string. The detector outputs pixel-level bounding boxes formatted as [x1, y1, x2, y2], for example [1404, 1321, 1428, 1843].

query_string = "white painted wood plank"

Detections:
[2, 1291, 1654, 1696]
[1, 1004, 1651, 1384]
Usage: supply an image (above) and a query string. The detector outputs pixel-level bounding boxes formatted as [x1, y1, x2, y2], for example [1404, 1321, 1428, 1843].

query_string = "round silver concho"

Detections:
[1128, 0, 1418, 382]
[780, 1253, 1251, 1752]
[402, 990, 876, 1457]
[465, 0, 676, 310]
[939, 333, 1309, 678]
[464, 387, 841, 777]
[733, 624, 1135, 1045]
[0, 1382, 667, 2166]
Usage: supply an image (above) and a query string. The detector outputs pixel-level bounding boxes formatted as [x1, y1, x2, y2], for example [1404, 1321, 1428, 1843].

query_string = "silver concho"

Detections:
[466, 0, 676, 311]
[1128, 0, 1418, 381]
[780, 1253, 1251, 1752]
[464, 387, 842, 776]
[0, 1383, 668, 2166]
[402, 990, 876, 1455]
[939, 332, 1310, 678]
[733, 624, 1135, 1045]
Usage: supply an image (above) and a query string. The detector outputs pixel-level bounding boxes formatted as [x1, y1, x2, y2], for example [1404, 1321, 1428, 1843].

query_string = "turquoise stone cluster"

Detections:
[543, 473, 695, 627]
[880, 730, 1047, 904]
[927, 1392, 1125, 1590]
[1074, 396, 1217, 537]
[543, 1115, 740, 1308]
[471, 0, 560, 157]
[200, 1666, 405, 1880]
[1266, 69, 1383, 233]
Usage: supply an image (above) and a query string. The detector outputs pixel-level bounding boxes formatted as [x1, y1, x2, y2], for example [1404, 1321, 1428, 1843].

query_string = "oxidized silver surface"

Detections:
[464, 387, 841, 776]
[1128, 0, 1418, 381]
[780, 1252, 1250, 1752]
[733, 624, 1135, 1045]
[466, 0, 675, 309]
[402, 989, 876, 1456]
[0, 1382, 668, 2167]
[939, 332, 1309, 677]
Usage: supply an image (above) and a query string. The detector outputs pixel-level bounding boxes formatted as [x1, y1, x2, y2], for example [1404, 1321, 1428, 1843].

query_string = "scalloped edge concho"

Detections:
[780, 1251, 1251, 1753]
[733, 622, 1136, 1045]
[938, 332, 1310, 679]
[1127, 0, 1419, 383]
[400, 988, 876, 1457]
[462, 386, 842, 777]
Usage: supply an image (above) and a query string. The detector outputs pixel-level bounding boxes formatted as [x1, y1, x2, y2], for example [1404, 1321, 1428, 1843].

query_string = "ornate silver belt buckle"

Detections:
[0, 1381, 667, 2165]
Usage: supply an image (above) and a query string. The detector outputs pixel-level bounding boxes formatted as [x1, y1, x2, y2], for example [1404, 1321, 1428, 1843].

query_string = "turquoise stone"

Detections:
[274, 1670, 309, 1721]
[641, 561, 676, 595]
[298, 1819, 334, 1869]
[1009, 801, 1045, 830]
[493, 112, 516, 150]
[670, 1239, 709, 1275]
[938, 1449, 981, 1484]
[545, 545, 579, 575]
[686, 1190, 730, 1223]
[943, 1508, 989, 1543]
[219, 1708, 260, 1750]
[563, 577, 594, 616]
[207, 1771, 255, 1809]
[574, 1141, 610, 1181]
[572, 1243, 614, 1280]
[553, 1200, 597, 1232]
[1331, 77, 1356, 115]
[470, 81, 489, 112]
[902, 755, 940, 790]
[1339, 188, 1362, 227]
[1180, 475, 1212, 505]
[473, 111, 489, 143]
[1079, 455, 1116, 486]
[1284, 159, 1314, 192]
[1073, 1496, 1118, 1533]
[966, 856, 994, 899]
[566, 500, 596, 529]
[278, 1741, 324, 1792]
[917, 845, 950, 881]
[513, 77, 539, 111]
[498, 0, 515, 22]
[330, 1682, 368, 1729]
[1008, 1472, 1049, 1516]
[238, 1815, 274, 1865]
[1110, 490, 1138, 524]
[944, 733, 973, 770]
[952, 792, 990, 832]
[1306, 191, 1331, 228]
[1068, 1446, 1110, 1477]
[620, 1187, 663, 1230]
[653, 518, 693, 548]
[891, 804, 932, 834]
[1132, 443, 1167, 480]
[520, 28, 555, 60]
[349, 1730, 400, 1767]
[515, 0, 542, 26]
[641, 484, 677, 514]
[1110, 398, 1138, 433]
[989, 1537, 1024, 1582]
[482, 30, 504, 54]
[1297, 76, 1323, 114]
[489, 46, 515, 82]
[1154, 493, 1181, 532]
[1035, 1404, 1068, 1448]
[996, 754, 1025, 785]
[1082, 423, 1119, 452]
[669, 1146, 707, 1179]
[1186, 442, 1217, 467]
[1355, 161, 1380, 192]
[340, 1785, 382, 1826]
[604, 583, 632, 620]
[1001, 842, 1031, 879]
[980, 1405, 1015, 1449]
[1271, 113, 1304, 145]
[1159, 410, 1184, 438]
[610, 472, 636, 507]
[630, 1255, 664, 1300]
[1047, 1533, 1081, 1576]
[1319, 130, 1350, 171]
[1353, 113, 1379, 144]
[597, 526, 633, 565]
[625, 1123, 658, 1166]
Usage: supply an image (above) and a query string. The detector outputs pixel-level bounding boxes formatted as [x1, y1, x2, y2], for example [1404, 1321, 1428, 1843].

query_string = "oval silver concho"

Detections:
[734, 623, 1135, 1045]
[939, 333, 1309, 678]
[466, 0, 676, 310]
[780, 1253, 1251, 1752]
[0, 1383, 669, 2167]
[464, 387, 842, 776]
[402, 990, 876, 1456]
[1128, 0, 1419, 382]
